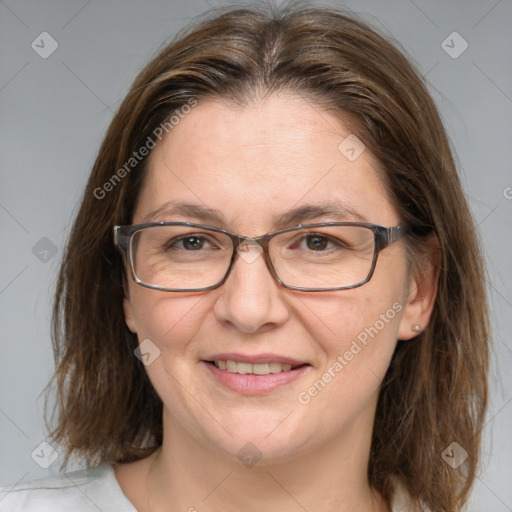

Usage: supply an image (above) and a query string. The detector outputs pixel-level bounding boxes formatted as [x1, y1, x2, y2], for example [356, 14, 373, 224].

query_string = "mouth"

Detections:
[206, 360, 307, 375]
[202, 356, 311, 395]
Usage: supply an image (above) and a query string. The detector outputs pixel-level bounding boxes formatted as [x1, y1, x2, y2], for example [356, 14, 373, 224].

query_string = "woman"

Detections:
[0, 3, 489, 511]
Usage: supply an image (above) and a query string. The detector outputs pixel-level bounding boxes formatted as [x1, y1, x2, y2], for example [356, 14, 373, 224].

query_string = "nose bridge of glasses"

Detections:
[231, 234, 271, 268]
[211, 233, 277, 290]
[231, 231, 271, 247]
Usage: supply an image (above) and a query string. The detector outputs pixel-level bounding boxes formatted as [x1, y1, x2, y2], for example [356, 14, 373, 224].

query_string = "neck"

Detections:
[146, 410, 389, 512]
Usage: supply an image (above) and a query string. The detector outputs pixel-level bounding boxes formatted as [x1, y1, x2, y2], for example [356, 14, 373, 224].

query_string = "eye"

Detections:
[168, 234, 215, 251]
[304, 234, 330, 251]
[295, 233, 345, 252]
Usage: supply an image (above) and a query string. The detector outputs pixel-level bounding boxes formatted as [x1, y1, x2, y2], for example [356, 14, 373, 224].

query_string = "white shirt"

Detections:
[0, 464, 415, 511]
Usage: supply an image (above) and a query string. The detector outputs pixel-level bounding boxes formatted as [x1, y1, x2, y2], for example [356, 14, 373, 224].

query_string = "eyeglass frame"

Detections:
[113, 221, 409, 293]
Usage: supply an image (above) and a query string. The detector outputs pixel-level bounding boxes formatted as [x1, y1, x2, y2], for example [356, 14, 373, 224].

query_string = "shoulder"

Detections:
[0, 464, 136, 512]
[391, 480, 414, 511]
[389, 477, 433, 512]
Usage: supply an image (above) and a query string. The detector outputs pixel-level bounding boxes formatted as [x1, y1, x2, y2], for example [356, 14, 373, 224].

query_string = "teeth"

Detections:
[237, 362, 252, 374]
[253, 363, 270, 375]
[213, 360, 294, 374]
[269, 362, 284, 373]
[226, 360, 238, 372]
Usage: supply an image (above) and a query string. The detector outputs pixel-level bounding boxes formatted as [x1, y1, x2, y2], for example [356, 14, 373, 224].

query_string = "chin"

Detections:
[196, 413, 316, 467]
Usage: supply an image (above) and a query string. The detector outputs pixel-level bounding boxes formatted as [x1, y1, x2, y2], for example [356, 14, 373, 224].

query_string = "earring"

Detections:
[411, 324, 421, 332]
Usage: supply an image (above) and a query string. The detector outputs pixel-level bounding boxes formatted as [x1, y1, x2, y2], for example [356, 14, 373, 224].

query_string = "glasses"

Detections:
[113, 221, 408, 292]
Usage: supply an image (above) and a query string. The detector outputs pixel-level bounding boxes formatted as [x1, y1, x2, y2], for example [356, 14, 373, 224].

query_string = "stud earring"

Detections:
[411, 324, 421, 332]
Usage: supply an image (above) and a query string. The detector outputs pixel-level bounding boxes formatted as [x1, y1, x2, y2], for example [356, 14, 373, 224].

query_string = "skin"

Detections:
[114, 92, 437, 512]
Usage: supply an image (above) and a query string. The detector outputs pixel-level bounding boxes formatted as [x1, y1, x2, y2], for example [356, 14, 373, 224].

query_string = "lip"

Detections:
[204, 353, 307, 366]
[203, 360, 311, 395]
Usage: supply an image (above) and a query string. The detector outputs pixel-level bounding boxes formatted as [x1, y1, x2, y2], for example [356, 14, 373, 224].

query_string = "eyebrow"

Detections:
[278, 202, 368, 225]
[140, 200, 368, 226]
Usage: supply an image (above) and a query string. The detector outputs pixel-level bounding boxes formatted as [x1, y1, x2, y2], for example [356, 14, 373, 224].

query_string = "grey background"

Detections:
[0, 0, 511, 509]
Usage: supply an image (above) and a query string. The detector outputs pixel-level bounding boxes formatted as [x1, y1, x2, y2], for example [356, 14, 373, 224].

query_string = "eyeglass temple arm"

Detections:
[113, 226, 129, 251]
[388, 225, 406, 243]
[376, 224, 408, 250]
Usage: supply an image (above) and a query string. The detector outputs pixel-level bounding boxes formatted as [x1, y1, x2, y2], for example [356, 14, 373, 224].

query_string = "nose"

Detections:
[213, 242, 290, 334]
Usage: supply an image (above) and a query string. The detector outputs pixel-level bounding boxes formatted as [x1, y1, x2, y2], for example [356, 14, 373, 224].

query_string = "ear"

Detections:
[123, 295, 138, 334]
[121, 262, 138, 334]
[398, 233, 440, 340]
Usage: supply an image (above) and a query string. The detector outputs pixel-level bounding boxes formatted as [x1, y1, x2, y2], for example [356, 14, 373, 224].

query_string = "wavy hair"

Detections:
[46, 3, 489, 511]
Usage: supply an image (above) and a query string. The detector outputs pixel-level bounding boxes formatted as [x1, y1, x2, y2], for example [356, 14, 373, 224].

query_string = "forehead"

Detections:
[135, 93, 398, 230]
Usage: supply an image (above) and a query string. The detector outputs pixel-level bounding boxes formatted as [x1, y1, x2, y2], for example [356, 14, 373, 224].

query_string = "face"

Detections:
[123, 93, 418, 464]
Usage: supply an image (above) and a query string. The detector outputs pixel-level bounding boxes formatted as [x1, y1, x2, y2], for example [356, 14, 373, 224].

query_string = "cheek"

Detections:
[129, 289, 211, 352]
[294, 295, 403, 433]
[302, 289, 404, 353]
[128, 291, 215, 412]
[298, 272, 406, 389]
[334, 299, 403, 374]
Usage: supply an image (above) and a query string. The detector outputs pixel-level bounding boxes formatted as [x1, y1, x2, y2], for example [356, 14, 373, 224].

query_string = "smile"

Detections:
[211, 360, 304, 375]
[203, 359, 310, 395]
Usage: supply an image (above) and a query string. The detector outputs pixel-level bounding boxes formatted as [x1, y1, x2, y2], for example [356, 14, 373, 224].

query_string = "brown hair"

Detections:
[46, 3, 489, 511]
